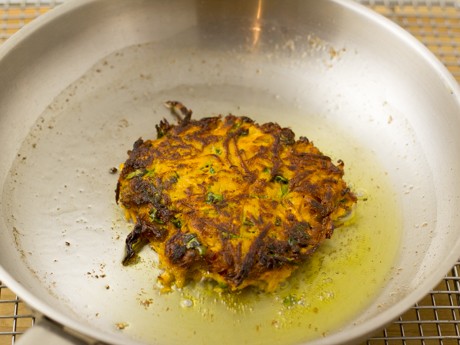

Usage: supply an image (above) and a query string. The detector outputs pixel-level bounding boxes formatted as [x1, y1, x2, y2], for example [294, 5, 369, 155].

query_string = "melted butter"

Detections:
[126, 142, 401, 345]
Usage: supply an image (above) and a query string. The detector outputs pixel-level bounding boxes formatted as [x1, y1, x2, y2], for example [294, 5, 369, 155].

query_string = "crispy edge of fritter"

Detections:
[116, 102, 357, 292]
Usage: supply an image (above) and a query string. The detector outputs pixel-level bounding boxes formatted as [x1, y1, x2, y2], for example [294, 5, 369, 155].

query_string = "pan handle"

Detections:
[15, 317, 91, 345]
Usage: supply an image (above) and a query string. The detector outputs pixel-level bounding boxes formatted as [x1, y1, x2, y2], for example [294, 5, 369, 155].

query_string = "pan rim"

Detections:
[310, 0, 460, 343]
[0, 0, 460, 344]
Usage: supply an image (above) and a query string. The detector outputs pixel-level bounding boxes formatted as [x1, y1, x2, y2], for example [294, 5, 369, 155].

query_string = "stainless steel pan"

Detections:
[1, 0, 460, 344]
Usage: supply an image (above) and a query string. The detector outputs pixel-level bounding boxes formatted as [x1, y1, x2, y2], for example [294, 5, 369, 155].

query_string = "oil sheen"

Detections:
[123, 130, 402, 345]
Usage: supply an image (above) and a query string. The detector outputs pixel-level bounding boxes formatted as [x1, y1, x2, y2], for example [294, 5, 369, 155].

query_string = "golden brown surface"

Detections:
[117, 102, 356, 291]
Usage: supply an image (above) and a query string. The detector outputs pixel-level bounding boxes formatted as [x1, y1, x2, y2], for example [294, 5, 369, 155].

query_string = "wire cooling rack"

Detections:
[0, 0, 460, 344]
[0, 0, 62, 43]
[0, 282, 34, 344]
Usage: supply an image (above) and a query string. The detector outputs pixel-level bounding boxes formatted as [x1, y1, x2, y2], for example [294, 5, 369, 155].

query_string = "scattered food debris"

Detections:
[140, 299, 154, 308]
[115, 322, 129, 330]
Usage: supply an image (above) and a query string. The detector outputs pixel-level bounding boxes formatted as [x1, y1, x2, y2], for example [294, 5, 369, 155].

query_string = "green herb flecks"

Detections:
[281, 184, 289, 197]
[126, 169, 146, 180]
[206, 192, 224, 204]
[274, 175, 289, 197]
[221, 231, 239, 240]
[274, 175, 289, 184]
[149, 208, 164, 224]
[275, 217, 282, 226]
[242, 219, 254, 227]
[144, 169, 156, 178]
[171, 218, 182, 228]
[201, 163, 216, 175]
[283, 294, 301, 308]
[212, 147, 222, 156]
[185, 234, 207, 256]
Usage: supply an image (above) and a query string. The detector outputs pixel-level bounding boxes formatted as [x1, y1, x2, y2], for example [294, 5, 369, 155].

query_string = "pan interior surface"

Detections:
[0, 1, 460, 345]
[1, 40, 402, 344]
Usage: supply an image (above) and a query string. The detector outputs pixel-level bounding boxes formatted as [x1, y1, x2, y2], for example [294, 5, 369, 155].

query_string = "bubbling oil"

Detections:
[128, 140, 401, 345]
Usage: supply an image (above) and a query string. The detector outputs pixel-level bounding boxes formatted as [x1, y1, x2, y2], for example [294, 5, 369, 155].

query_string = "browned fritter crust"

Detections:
[116, 102, 356, 292]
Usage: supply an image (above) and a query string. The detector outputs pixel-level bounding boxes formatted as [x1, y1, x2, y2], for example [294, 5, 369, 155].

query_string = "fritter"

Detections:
[116, 101, 356, 292]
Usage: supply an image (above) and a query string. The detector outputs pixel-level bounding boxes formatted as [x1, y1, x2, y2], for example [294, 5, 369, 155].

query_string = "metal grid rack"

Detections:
[0, 0, 63, 43]
[0, 0, 459, 344]
[0, 282, 34, 344]
[363, 0, 460, 81]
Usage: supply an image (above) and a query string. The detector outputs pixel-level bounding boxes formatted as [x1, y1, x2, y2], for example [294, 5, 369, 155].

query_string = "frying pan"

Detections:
[1, 0, 460, 344]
